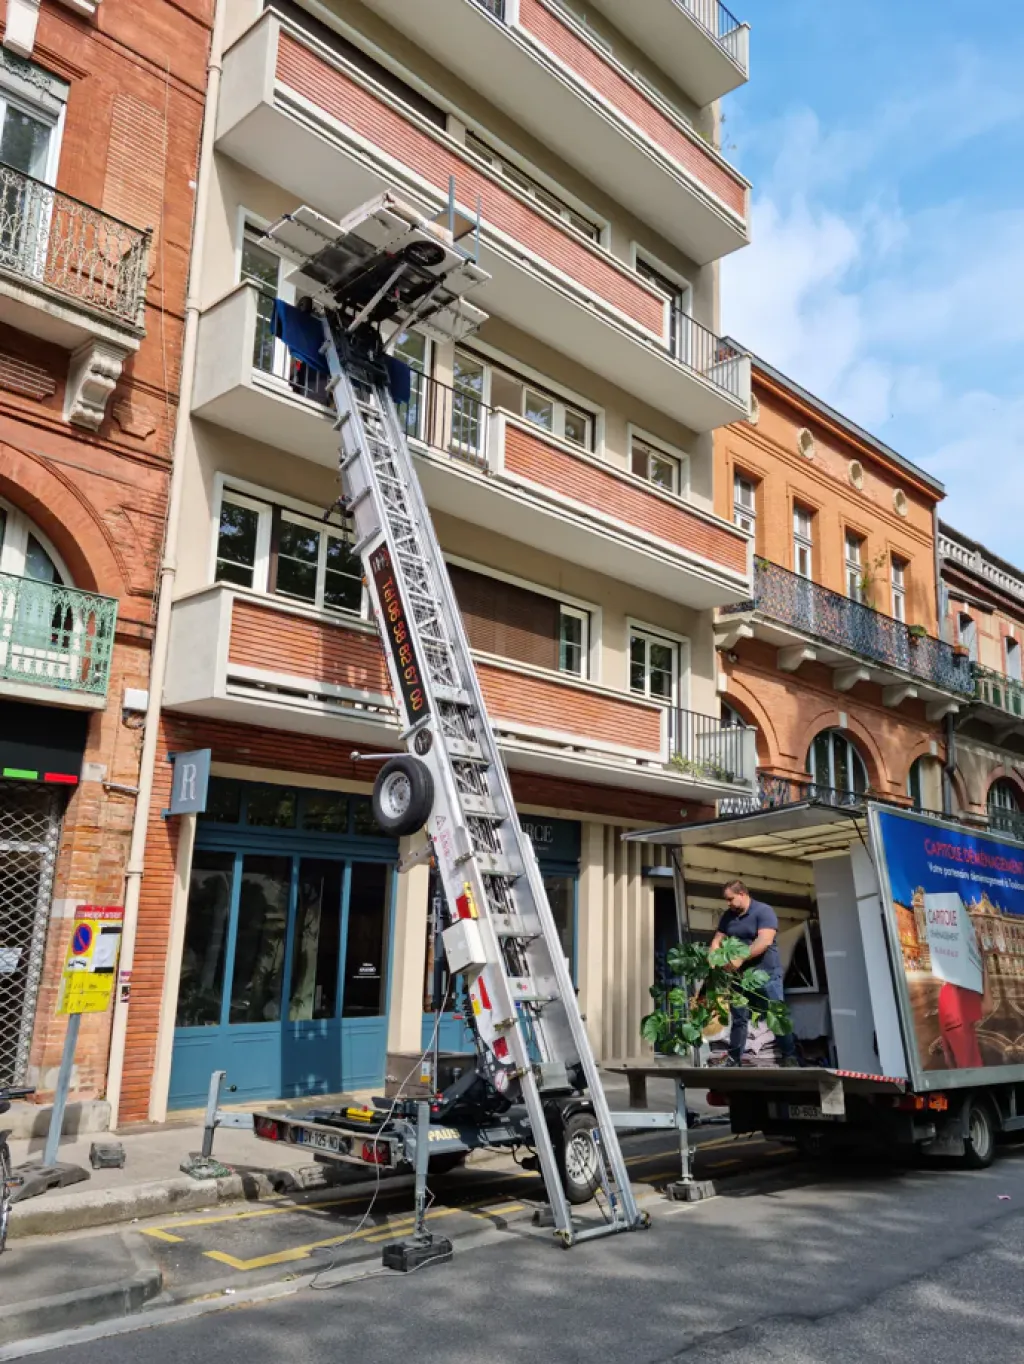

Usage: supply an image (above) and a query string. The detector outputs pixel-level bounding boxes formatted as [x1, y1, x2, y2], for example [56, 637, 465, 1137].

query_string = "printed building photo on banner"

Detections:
[876, 811, 1024, 1073]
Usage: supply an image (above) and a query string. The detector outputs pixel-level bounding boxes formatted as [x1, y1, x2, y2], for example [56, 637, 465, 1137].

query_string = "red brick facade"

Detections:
[0, 0, 212, 1099]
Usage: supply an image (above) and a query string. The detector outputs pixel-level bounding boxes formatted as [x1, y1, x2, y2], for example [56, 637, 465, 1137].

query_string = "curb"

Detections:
[0, 1268, 162, 1344]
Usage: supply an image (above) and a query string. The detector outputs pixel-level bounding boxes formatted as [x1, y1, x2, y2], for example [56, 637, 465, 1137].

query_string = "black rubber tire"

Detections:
[560, 1111, 602, 1205]
[962, 1098, 996, 1170]
[372, 756, 434, 836]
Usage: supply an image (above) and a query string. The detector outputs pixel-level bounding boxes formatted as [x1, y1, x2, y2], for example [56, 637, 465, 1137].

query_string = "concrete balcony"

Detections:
[590, 0, 749, 105]
[717, 559, 975, 717]
[0, 163, 150, 429]
[190, 297, 752, 610]
[163, 585, 754, 801]
[359, 0, 749, 264]
[214, 13, 750, 433]
[973, 666, 1024, 741]
[0, 572, 117, 710]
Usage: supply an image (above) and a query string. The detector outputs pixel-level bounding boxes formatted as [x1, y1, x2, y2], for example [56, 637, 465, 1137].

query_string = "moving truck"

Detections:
[624, 799, 1024, 1168]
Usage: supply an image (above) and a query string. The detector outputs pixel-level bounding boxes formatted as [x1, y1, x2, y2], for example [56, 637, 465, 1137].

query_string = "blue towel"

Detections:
[272, 298, 328, 373]
[385, 355, 412, 405]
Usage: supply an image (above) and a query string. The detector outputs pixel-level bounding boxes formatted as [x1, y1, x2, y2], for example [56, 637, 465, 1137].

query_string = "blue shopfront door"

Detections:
[169, 782, 397, 1109]
[421, 813, 580, 1050]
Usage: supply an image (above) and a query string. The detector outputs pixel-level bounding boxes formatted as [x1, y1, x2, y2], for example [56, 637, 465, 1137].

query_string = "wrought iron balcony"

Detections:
[0, 161, 150, 329]
[718, 774, 866, 817]
[0, 573, 117, 700]
[975, 665, 1024, 721]
[670, 706, 756, 786]
[723, 558, 974, 698]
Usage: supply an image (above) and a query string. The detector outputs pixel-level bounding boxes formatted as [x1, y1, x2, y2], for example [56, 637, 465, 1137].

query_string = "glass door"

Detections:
[281, 859, 345, 1098]
[0, 98, 58, 279]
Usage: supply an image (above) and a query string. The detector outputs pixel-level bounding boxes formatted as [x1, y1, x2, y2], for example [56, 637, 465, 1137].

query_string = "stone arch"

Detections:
[721, 678, 780, 770]
[793, 705, 886, 793]
[984, 767, 1024, 807]
[0, 442, 129, 600]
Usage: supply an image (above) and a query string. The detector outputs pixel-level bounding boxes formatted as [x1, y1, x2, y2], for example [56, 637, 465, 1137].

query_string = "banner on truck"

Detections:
[874, 809, 1024, 1075]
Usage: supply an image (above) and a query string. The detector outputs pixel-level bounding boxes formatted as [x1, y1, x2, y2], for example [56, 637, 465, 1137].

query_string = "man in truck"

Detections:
[712, 880, 798, 1068]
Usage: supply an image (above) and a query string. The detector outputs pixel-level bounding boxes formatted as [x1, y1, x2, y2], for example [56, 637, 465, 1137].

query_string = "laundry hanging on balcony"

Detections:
[272, 298, 329, 373]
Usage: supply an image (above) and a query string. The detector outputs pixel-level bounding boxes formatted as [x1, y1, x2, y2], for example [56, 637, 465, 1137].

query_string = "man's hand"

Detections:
[727, 958, 744, 972]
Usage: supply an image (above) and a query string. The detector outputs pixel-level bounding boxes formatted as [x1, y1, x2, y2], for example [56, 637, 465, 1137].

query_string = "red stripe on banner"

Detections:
[478, 977, 491, 1011]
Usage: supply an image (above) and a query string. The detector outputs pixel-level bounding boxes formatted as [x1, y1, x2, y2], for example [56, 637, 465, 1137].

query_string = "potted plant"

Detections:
[907, 623, 928, 640]
[641, 937, 793, 1058]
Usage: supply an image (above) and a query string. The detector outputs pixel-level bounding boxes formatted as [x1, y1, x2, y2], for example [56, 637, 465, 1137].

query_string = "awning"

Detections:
[622, 800, 868, 862]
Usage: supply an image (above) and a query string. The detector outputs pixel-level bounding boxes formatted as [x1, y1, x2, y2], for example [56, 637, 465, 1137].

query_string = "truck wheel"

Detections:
[962, 1099, 996, 1169]
[560, 1111, 602, 1205]
[372, 756, 434, 836]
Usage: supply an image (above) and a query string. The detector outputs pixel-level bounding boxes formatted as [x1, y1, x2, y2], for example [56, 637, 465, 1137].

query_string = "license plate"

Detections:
[300, 1129, 341, 1153]
[777, 1103, 824, 1121]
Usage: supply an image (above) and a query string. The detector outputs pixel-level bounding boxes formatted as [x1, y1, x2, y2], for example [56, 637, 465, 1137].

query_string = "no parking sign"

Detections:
[57, 906, 124, 1015]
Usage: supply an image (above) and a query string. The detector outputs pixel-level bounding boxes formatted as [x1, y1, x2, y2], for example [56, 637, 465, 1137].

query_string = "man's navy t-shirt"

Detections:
[717, 899, 780, 975]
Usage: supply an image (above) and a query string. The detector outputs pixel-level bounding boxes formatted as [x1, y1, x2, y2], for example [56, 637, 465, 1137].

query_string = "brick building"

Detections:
[0, 0, 210, 1100]
[713, 349, 974, 816]
[114, 0, 761, 1121]
[938, 523, 1024, 835]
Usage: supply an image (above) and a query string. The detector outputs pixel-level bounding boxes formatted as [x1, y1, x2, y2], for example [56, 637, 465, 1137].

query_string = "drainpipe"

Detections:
[105, 0, 227, 1127]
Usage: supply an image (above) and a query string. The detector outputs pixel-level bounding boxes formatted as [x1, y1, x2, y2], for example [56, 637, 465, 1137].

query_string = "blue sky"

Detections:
[720, 1, 1024, 562]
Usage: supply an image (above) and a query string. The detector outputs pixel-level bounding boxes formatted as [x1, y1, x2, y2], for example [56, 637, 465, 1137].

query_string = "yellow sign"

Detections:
[57, 906, 124, 1016]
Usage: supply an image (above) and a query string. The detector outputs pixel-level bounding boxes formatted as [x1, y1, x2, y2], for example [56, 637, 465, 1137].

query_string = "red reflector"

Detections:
[362, 1141, 388, 1165]
[44, 772, 78, 785]
[896, 1094, 926, 1112]
[255, 1118, 279, 1141]
[493, 1037, 509, 1060]
[705, 1090, 729, 1108]
[477, 977, 491, 1011]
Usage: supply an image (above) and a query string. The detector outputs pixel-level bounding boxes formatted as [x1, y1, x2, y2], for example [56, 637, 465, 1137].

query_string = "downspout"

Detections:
[105, 0, 227, 1126]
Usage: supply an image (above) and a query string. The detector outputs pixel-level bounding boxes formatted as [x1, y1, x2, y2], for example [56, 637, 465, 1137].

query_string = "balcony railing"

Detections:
[471, 0, 505, 15]
[677, 0, 745, 63]
[0, 573, 117, 698]
[975, 665, 1024, 720]
[0, 162, 150, 328]
[723, 559, 975, 697]
[719, 774, 866, 817]
[670, 707, 755, 785]
[669, 307, 746, 401]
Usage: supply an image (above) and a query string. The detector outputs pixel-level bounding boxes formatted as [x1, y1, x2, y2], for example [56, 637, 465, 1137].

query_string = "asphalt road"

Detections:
[10, 1131, 1024, 1363]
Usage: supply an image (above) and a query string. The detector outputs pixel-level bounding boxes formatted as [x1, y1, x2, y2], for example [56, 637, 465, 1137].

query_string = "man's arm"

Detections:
[710, 931, 724, 952]
[745, 927, 777, 962]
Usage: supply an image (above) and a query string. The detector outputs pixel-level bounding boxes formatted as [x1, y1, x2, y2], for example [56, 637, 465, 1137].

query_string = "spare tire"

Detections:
[372, 755, 434, 836]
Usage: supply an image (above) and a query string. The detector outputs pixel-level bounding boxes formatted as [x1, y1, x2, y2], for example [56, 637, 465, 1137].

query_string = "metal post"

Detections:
[42, 1011, 81, 1169]
[201, 1069, 226, 1161]
[413, 1099, 430, 1240]
[380, 1099, 453, 1271]
[667, 1078, 715, 1203]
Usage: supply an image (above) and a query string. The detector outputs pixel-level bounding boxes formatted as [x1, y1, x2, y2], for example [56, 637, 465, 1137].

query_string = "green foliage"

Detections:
[640, 936, 793, 1058]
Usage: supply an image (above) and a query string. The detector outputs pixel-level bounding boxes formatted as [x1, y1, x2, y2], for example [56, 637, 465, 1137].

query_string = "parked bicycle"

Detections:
[0, 1087, 32, 1254]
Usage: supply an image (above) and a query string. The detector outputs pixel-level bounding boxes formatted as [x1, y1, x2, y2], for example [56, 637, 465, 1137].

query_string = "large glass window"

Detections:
[632, 438, 681, 494]
[988, 779, 1023, 837]
[342, 862, 391, 1016]
[545, 875, 576, 974]
[175, 852, 234, 1027]
[559, 606, 588, 678]
[808, 729, 868, 801]
[456, 348, 593, 452]
[228, 855, 291, 1024]
[289, 859, 343, 1021]
[733, 473, 756, 534]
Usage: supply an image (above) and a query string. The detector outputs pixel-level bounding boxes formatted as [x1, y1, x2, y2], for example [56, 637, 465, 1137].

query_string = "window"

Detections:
[464, 129, 600, 240]
[214, 487, 361, 616]
[793, 505, 814, 579]
[390, 329, 430, 443]
[635, 255, 690, 362]
[0, 497, 65, 583]
[631, 438, 681, 495]
[1007, 637, 1022, 683]
[958, 612, 978, 662]
[891, 558, 907, 623]
[456, 347, 593, 451]
[988, 779, 1023, 838]
[907, 756, 925, 811]
[0, 69, 64, 279]
[629, 628, 678, 704]
[808, 729, 868, 800]
[845, 532, 864, 602]
[240, 222, 328, 403]
[559, 606, 588, 677]
[733, 473, 756, 534]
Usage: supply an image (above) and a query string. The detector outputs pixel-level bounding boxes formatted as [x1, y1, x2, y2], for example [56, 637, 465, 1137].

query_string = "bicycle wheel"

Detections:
[0, 1140, 11, 1254]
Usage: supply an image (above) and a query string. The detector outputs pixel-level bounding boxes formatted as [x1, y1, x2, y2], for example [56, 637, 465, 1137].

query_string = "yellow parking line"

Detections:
[706, 1158, 742, 1170]
[203, 1200, 494, 1272]
[142, 1190, 389, 1238]
[141, 1228, 185, 1243]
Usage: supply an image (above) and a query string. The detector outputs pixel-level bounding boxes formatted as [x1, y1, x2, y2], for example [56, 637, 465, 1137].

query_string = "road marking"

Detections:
[706, 1158, 742, 1170]
[140, 1228, 185, 1243]
[142, 1190, 398, 1237]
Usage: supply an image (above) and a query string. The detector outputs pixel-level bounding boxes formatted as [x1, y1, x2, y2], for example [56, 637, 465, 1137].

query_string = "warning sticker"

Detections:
[58, 906, 124, 1016]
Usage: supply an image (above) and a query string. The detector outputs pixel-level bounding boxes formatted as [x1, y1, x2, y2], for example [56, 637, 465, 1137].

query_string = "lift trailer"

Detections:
[247, 190, 653, 1253]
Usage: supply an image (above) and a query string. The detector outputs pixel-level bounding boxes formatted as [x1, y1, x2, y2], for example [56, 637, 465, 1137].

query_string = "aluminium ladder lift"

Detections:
[263, 192, 646, 1246]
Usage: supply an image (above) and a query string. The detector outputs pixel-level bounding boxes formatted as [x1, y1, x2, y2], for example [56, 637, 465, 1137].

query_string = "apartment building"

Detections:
[0, 1, 210, 1099]
[940, 524, 1024, 836]
[114, 0, 758, 1122]
[712, 350, 975, 823]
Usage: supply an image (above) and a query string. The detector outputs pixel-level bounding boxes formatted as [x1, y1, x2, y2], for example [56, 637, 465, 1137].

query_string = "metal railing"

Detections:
[470, 0, 506, 16]
[669, 707, 755, 785]
[677, 0, 746, 65]
[722, 558, 975, 697]
[0, 573, 117, 698]
[975, 665, 1024, 720]
[0, 162, 150, 328]
[719, 774, 872, 817]
[668, 307, 746, 402]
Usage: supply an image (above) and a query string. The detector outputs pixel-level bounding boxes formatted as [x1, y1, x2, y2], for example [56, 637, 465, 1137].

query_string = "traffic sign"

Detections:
[58, 906, 124, 1016]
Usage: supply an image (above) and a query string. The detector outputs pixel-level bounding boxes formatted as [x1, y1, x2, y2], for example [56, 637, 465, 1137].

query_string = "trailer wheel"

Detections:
[372, 756, 434, 836]
[962, 1098, 996, 1170]
[560, 1111, 602, 1205]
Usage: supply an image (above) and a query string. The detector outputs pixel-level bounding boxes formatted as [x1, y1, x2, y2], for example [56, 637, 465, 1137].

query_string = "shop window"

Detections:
[300, 791, 348, 834]
[199, 778, 242, 825]
[342, 862, 391, 1016]
[288, 859, 343, 1021]
[244, 784, 298, 829]
[175, 852, 233, 1027]
[228, 855, 291, 1024]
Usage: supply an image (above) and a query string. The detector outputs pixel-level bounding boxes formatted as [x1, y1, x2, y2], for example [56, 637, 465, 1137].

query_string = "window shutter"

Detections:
[449, 566, 558, 670]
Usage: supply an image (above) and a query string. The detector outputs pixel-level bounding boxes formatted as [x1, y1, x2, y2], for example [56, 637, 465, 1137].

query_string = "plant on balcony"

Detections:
[952, 644, 970, 658]
[641, 937, 793, 1055]
[857, 550, 889, 609]
[669, 753, 737, 784]
[907, 623, 929, 640]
